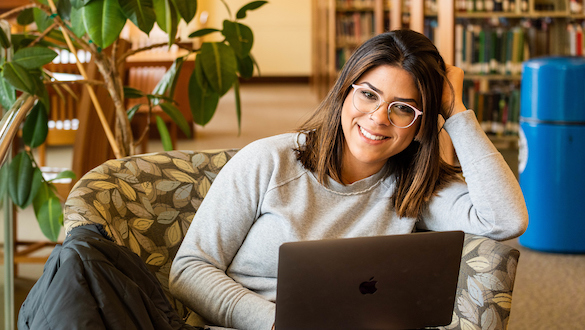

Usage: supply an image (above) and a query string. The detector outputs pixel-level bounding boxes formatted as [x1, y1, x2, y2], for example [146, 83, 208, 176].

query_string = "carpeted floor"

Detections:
[505, 239, 585, 329]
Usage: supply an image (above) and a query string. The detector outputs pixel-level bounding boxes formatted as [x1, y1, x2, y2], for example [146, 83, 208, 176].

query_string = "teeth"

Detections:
[360, 126, 386, 140]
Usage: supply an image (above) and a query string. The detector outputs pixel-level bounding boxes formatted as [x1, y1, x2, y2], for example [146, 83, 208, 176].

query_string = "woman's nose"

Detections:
[370, 105, 391, 126]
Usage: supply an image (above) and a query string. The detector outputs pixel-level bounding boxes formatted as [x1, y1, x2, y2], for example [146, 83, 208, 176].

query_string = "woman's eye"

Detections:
[393, 104, 414, 114]
[360, 90, 377, 100]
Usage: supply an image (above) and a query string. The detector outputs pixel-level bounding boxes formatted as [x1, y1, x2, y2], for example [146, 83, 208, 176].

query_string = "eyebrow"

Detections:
[359, 81, 420, 106]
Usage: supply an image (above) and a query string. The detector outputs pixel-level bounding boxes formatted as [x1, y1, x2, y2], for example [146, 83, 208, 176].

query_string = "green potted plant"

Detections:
[0, 0, 267, 241]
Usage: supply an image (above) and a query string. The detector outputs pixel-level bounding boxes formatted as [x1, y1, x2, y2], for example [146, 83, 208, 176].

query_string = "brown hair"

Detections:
[296, 29, 462, 219]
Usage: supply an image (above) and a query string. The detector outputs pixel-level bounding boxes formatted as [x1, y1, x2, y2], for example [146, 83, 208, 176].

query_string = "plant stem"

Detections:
[29, 23, 59, 47]
[93, 51, 134, 157]
[46, 79, 103, 87]
[45, 0, 123, 158]
[117, 39, 194, 66]
[220, 0, 232, 19]
[0, 4, 36, 20]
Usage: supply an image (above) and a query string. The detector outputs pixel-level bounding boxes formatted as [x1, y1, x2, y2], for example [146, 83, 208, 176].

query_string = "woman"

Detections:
[170, 30, 528, 330]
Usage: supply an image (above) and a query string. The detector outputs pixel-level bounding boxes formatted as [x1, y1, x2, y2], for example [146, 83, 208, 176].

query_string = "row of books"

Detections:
[524, 18, 574, 57]
[454, 24, 528, 76]
[336, 12, 375, 47]
[463, 80, 521, 136]
[568, 22, 585, 56]
[455, 0, 529, 12]
[336, 0, 378, 10]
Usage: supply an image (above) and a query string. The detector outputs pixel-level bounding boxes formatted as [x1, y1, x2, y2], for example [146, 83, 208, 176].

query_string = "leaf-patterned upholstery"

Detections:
[63, 149, 239, 322]
[442, 235, 520, 330]
[63, 149, 520, 329]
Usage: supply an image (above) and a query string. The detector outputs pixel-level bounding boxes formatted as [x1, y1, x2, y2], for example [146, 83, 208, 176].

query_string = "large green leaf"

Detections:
[72, 0, 95, 8]
[49, 170, 77, 182]
[33, 7, 52, 33]
[151, 57, 184, 104]
[71, 0, 84, 9]
[13, 46, 58, 69]
[119, 0, 156, 34]
[0, 75, 16, 110]
[33, 181, 57, 215]
[22, 101, 49, 148]
[124, 86, 145, 99]
[69, 5, 87, 38]
[237, 54, 254, 79]
[82, 0, 127, 48]
[189, 28, 221, 38]
[199, 42, 238, 96]
[158, 102, 191, 138]
[153, 0, 178, 46]
[0, 23, 12, 48]
[25, 167, 44, 208]
[2, 62, 36, 94]
[32, 72, 50, 110]
[16, 8, 35, 26]
[58, 0, 73, 21]
[7, 151, 34, 208]
[235, 1, 268, 20]
[222, 20, 253, 59]
[155, 115, 173, 151]
[170, 0, 197, 23]
[126, 103, 141, 121]
[37, 197, 62, 242]
[189, 60, 219, 126]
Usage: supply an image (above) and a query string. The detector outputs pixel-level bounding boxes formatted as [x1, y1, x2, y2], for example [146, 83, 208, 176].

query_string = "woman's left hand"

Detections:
[441, 64, 467, 119]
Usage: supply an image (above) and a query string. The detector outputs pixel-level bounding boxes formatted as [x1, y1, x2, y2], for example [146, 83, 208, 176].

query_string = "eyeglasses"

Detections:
[351, 84, 423, 128]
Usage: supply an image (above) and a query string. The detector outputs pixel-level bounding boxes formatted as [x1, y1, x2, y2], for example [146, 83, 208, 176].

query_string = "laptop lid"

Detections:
[275, 231, 464, 330]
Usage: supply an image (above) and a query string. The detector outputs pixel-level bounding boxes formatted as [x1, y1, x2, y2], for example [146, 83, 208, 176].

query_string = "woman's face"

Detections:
[340, 64, 422, 183]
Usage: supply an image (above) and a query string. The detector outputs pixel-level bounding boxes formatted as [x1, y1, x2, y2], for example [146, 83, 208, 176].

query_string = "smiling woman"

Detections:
[169, 30, 528, 330]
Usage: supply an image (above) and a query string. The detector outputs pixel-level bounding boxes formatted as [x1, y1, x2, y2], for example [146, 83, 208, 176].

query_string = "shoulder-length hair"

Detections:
[296, 29, 462, 219]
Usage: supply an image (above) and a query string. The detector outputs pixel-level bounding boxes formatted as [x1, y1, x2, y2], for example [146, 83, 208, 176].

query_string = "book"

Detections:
[455, 24, 529, 76]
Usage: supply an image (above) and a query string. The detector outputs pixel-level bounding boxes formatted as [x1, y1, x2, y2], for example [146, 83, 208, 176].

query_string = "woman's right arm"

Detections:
[169, 143, 276, 330]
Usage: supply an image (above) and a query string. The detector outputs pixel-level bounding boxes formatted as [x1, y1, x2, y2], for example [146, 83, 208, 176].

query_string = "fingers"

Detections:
[442, 64, 467, 117]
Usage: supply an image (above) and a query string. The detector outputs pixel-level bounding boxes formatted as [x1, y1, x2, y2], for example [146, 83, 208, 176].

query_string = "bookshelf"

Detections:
[312, 0, 582, 164]
[312, 0, 415, 98]
[431, 0, 584, 166]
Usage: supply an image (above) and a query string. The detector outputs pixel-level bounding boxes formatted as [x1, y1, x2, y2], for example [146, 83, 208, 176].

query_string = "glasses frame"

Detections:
[351, 84, 423, 128]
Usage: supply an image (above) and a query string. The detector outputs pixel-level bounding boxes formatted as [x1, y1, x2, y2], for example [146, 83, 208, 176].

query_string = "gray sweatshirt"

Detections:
[170, 110, 528, 330]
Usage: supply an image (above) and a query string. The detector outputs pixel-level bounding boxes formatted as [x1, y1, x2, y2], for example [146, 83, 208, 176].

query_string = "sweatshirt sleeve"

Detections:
[418, 110, 528, 241]
[169, 140, 276, 330]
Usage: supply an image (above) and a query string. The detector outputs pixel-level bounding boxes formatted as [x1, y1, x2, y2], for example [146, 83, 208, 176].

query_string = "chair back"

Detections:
[63, 149, 238, 318]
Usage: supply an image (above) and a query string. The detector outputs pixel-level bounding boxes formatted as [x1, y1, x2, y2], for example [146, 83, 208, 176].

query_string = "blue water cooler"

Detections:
[518, 57, 585, 253]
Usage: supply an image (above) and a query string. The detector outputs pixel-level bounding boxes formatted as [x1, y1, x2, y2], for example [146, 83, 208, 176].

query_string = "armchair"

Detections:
[63, 150, 520, 329]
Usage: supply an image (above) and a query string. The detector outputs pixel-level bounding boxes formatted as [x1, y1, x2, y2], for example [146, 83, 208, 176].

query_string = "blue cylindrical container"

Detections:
[518, 56, 585, 253]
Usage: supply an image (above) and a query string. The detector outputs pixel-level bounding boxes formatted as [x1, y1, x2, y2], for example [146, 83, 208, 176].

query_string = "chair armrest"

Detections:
[446, 234, 520, 329]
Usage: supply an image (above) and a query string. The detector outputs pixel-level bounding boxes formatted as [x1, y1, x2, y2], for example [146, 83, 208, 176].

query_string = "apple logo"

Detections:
[359, 277, 378, 295]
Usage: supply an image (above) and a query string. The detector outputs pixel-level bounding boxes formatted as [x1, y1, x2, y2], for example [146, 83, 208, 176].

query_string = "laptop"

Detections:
[275, 231, 465, 330]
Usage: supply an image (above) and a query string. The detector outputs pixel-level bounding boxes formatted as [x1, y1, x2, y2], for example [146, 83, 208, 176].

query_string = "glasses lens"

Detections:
[353, 87, 380, 114]
[389, 103, 416, 128]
